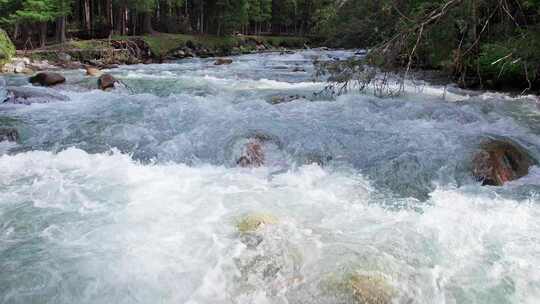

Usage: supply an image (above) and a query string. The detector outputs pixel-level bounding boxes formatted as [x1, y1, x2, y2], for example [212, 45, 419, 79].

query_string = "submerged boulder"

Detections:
[29, 72, 65, 86]
[321, 272, 395, 304]
[214, 58, 233, 65]
[472, 139, 534, 186]
[349, 273, 395, 304]
[0, 128, 19, 142]
[5, 86, 69, 104]
[269, 94, 305, 105]
[98, 74, 117, 90]
[236, 213, 278, 234]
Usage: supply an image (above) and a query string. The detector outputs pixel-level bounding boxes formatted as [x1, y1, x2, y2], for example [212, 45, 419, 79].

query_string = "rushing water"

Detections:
[0, 50, 540, 304]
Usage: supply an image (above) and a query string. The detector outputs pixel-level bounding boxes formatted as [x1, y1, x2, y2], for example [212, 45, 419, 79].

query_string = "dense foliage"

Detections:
[318, 0, 540, 92]
[0, 0, 336, 47]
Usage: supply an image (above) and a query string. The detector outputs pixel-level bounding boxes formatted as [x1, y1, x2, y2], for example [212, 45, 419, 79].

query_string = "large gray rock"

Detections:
[5, 86, 69, 104]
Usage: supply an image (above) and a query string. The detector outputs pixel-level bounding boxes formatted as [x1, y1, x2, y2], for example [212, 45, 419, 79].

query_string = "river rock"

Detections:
[1, 57, 29, 74]
[237, 138, 265, 167]
[349, 273, 394, 304]
[21, 67, 34, 75]
[0, 128, 19, 142]
[5, 86, 70, 104]
[60, 61, 84, 69]
[100, 64, 120, 69]
[85, 66, 102, 76]
[0, 77, 6, 102]
[236, 213, 278, 234]
[321, 272, 395, 304]
[98, 74, 117, 90]
[292, 66, 306, 72]
[29, 72, 66, 86]
[472, 139, 534, 186]
[57, 52, 71, 62]
[28, 60, 58, 71]
[269, 94, 305, 105]
[173, 49, 186, 58]
[214, 58, 233, 65]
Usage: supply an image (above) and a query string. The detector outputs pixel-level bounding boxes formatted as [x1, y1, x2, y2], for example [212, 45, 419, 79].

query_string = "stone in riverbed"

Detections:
[29, 72, 65, 86]
[5, 86, 70, 104]
[214, 58, 233, 65]
[98, 74, 117, 90]
[321, 271, 396, 304]
[237, 137, 265, 167]
[0, 128, 19, 142]
[349, 273, 395, 304]
[0, 77, 6, 102]
[236, 213, 278, 234]
[472, 139, 535, 186]
[269, 94, 305, 105]
[85, 66, 102, 77]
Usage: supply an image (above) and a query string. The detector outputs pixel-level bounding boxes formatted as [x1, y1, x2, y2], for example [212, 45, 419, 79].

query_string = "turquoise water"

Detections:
[0, 50, 539, 303]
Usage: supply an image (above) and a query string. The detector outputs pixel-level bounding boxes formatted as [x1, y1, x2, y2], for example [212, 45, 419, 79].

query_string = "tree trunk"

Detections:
[14, 23, 20, 41]
[39, 22, 47, 48]
[56, 16, 67, 43]
[84, 0, 92, 31]
[105, 0, 113, 37]
[141, 12, 154, 34]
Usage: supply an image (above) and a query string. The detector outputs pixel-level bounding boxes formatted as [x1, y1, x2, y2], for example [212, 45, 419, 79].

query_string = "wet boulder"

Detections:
[236, 213, 278, 234]
[0, 77, 6, 102]
[0, 128, 19, 142]
[5, 86, 69, 104]
[59, 61, 84, 70]
[85, 66, 102, 77]
[29, 72, 65, 86]
[98, 74, 117, 90]
[472, 139, 535, 186]
[269, 94, 305, 105]
[321, 271, 395, 304]
[349, 273, 395, 304]
[237, 137, 265, 167]
[214, 58, 233, 65]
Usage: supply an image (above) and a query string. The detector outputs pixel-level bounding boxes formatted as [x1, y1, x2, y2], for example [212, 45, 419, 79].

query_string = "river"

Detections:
[0, 50, 539, 303]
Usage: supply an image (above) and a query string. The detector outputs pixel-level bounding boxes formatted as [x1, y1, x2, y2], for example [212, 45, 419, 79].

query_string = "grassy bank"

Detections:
[19, 34, 308, 64]
[128, 34, 308, 58]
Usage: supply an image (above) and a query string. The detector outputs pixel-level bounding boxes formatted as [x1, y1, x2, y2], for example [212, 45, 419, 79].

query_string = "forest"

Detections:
[0, 0, 336, 47]
[2, 0, 540, 91]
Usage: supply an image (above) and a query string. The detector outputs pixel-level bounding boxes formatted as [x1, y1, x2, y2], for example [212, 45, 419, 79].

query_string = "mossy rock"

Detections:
[0, 29, 16, 65]
[321, 271, 395, 304]
[236, 213, 278, 234]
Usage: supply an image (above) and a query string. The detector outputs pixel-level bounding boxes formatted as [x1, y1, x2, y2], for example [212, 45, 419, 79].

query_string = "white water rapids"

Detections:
[0, 50, 540, 303]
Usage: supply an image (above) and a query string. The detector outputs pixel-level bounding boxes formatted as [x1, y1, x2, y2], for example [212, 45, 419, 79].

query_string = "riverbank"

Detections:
[1, 33, 308, 73]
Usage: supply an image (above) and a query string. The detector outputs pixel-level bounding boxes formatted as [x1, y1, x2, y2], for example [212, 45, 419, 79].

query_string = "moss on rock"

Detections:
[320, 271, 396, 304]
[236, 213, 278, 234]
[0, 29, 16, 66]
